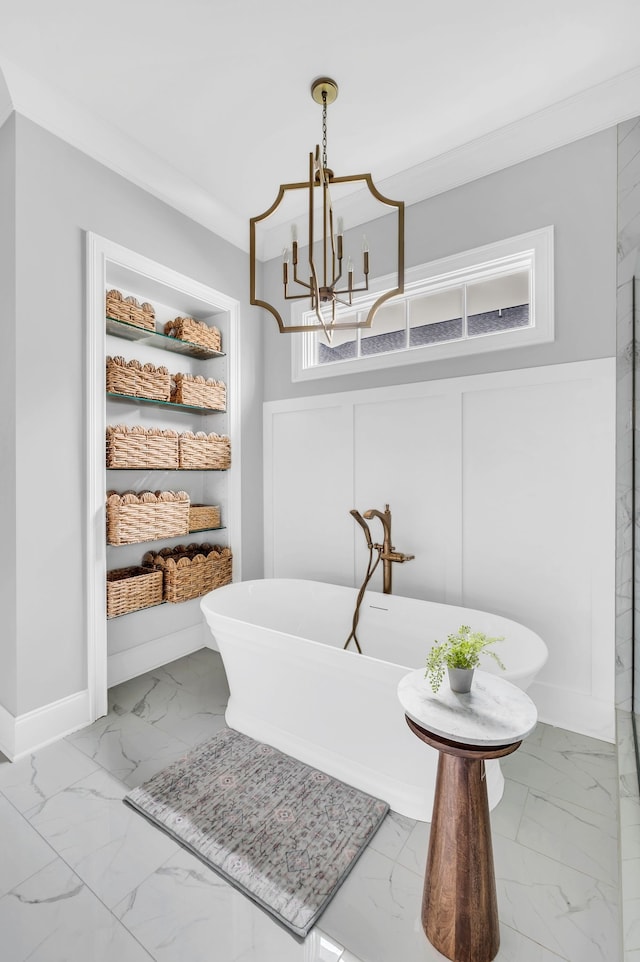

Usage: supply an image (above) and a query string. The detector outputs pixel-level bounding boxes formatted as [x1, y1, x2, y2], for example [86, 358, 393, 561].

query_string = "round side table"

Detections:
[397, 669, 537, 962]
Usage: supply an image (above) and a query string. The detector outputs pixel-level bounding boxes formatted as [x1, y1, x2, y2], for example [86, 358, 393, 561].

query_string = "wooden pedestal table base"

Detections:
[397, 669, 538, 962]
[406, 718, 521, 962]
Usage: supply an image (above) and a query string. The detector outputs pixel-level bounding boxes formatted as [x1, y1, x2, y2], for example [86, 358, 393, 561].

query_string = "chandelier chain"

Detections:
[322, 91, 327, 171]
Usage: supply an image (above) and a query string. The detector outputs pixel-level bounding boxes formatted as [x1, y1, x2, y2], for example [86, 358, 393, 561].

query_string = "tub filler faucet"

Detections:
[361, 504, 414, 595]
[345, 504, 414, 652]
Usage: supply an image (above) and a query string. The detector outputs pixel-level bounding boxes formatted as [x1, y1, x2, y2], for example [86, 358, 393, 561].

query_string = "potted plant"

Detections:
[424, 624, 505, 694]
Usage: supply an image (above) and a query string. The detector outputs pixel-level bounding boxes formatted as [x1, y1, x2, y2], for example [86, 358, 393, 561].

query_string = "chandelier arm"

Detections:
[308, 258, 332, 342]
[284, 291, 317, 301]
[323, 178, 329, 288]
[308, 149, 317, 301]
[329, 206, 340, 287]
[334, 294, 354, 309]
[313, 299, 333, 343]
[326, 184, 339, 289]
[292, 265, 312, 289]
[336, 280, 369, 297]
[287, 272, 312, 291]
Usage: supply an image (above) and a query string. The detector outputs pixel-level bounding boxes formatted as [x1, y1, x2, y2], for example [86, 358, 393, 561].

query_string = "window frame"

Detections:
[290, 226, 554, 382]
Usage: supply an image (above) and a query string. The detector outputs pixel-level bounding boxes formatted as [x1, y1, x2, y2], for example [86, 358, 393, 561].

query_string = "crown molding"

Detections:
[1, 56, 639, 260]
[0, 56, 248, 252]
[381, 63, 640, 210]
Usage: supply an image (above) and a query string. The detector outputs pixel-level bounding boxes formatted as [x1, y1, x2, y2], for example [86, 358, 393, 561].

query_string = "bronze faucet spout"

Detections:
[363, 505, 392, 550]
[363, 506, 391, 541]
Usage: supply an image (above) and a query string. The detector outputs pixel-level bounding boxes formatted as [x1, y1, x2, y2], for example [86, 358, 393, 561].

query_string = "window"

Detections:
[291, 227, 553, 381]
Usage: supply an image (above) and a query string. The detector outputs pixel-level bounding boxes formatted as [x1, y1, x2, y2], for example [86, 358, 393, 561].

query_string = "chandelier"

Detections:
[249, 77, 404, 340]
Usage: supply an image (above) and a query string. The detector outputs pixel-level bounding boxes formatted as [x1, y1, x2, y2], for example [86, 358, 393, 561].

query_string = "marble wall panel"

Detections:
[616, 118, 640, 712]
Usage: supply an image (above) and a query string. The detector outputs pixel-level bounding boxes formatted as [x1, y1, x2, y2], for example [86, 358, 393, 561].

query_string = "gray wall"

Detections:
[0, 115, 17, 715]
[263, 129, 617, 401]
[8, 114, 263, 715]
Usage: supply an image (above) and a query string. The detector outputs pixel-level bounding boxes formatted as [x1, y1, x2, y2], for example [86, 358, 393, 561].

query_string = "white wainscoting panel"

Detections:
[353, 393, 461, 602]
[463, 376, 600, 693]
[264, 403, 355, 586]
[263, 358, 616, 741]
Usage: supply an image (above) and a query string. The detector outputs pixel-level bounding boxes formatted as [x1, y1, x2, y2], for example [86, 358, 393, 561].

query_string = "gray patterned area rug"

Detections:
[124, 727, 389, 938]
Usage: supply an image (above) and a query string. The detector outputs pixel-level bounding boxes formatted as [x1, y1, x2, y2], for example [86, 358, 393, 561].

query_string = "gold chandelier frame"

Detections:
[249, 77, 404, 338]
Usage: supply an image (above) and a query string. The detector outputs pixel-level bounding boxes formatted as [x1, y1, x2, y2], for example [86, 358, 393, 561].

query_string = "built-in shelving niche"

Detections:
[87, 234, 241, 720]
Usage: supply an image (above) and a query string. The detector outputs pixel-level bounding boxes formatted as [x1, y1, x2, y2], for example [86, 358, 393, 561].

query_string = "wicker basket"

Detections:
[189, 504, 221, 531]
[106, 290, 155, 331]
[106, 356, 171, 402]
[106, 490, 190, 544]
[106, 425, 179, 469]
[143, 543, 232, 603]
[164, 317, 222, 353]
[171, 373, 226, 411]
[107, 566, 164, 617]
[179, 431, 231, 470]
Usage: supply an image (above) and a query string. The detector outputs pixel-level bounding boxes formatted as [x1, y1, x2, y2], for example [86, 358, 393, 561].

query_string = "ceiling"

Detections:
[1, 0, 640, 256]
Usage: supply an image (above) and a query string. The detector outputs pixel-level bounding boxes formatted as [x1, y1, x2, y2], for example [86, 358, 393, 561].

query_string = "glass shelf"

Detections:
[108, 601, 167, 619]
[107, 467, 228, 472]
[107, 526, 226, 547]
[106, 317, 225, 360]
[106, 391, 225, 416]
[107, 591, 211, 618]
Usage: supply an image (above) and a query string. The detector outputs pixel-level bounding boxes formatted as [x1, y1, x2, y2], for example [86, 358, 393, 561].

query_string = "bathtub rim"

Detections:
[200, 577, 549, 684]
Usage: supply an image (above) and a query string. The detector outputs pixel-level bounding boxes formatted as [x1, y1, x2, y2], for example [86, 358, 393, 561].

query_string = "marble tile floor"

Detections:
[0, 648, 621, 962]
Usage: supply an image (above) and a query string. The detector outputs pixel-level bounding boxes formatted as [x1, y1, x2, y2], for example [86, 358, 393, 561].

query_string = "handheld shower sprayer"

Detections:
[350, 509, 373, 549]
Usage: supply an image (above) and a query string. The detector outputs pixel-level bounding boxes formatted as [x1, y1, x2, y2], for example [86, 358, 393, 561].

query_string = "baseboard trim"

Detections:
[0, 701, 15, 759]
[529, 680, 615, 743]
[0, 690, 91, 762]
[107, 625, 207, 689]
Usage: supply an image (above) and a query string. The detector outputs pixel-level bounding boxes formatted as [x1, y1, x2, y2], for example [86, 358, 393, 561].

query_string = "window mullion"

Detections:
[462, 283, 468, 340]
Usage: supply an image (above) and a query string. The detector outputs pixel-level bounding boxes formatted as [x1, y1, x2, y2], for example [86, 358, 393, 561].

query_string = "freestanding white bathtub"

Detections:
[200, 579, 548, 821]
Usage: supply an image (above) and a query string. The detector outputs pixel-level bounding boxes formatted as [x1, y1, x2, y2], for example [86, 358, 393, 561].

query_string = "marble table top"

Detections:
[397, 668, 538, 746]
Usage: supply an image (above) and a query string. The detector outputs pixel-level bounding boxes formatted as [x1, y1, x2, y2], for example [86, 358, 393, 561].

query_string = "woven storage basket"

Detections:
[106, 356, 171, 402]
[179, 431, 231, 470]
[171, 373, 226, 410]
[164, 316, 222, 353]
[107, 566, 164, 618]
[106, 490, 190, 544]
[106, 290, 155, 331]
[143, 543, 232, 603]
[189, 504, 221, 531]
[106, 425, 179, 469]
